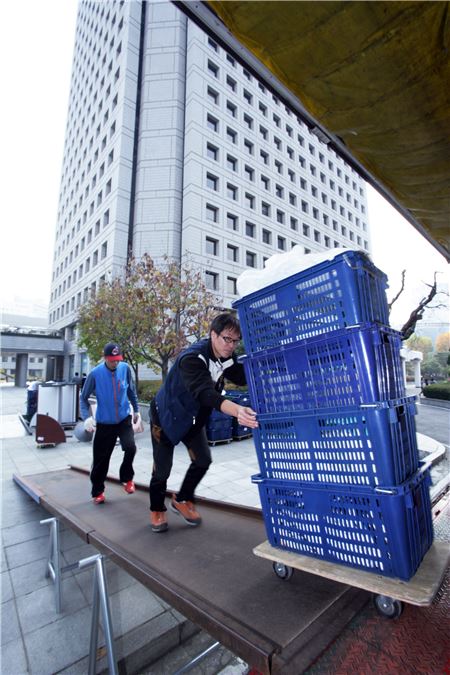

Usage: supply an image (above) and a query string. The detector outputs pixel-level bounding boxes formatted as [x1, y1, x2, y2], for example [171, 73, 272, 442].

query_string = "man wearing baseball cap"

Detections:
[80, 342, 140, 504]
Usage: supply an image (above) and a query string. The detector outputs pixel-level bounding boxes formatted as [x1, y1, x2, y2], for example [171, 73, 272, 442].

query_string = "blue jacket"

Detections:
[80, 361, 139, 424]
[155, 339, 245, 445]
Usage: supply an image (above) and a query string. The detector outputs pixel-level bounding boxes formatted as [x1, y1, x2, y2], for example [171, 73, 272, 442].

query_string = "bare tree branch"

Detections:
[400, 272, 440, 340]
[388, 269, 406, 312]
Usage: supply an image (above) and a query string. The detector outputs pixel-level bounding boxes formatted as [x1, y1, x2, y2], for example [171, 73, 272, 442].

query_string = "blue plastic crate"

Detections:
[207, 426, 233, 443]
[253, 468, 433, 580]
[242, 324, 404, 414]
[233, 250, 389, 354]
[253, 398, 419, 487]
[206, 410, 233, 443]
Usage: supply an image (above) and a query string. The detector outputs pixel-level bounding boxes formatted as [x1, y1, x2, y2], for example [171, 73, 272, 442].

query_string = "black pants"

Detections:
[149, 401, 212, 511]
[90, 416, 136, 498]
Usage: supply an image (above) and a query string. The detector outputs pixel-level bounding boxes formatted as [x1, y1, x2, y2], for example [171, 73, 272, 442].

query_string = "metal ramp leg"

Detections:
[40, 518, 118, 673]
[86, 554, 118, 675]
[40, 517, 62, 613]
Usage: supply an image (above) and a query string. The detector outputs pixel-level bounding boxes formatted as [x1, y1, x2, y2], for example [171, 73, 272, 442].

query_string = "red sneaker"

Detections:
[123, 480, 135, 494]
[170, 496, 201, 526]
[93, 493, 105, 505]
[150, 511, 168, 533]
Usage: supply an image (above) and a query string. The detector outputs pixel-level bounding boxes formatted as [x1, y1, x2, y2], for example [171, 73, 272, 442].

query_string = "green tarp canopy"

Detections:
[179, 1, 450, 260]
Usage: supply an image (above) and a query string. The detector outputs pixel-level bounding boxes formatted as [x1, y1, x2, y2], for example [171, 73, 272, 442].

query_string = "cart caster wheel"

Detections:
[272, 561, 293, 580]
[372, 594, 403, 619]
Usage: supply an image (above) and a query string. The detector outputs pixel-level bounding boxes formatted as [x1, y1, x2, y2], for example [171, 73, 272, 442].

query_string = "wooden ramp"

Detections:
[13, 467, 368, 674]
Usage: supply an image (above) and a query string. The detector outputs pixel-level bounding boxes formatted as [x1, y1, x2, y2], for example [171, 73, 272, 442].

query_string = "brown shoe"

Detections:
[150, 511, 168, 533]
[170, 496, 201, 526]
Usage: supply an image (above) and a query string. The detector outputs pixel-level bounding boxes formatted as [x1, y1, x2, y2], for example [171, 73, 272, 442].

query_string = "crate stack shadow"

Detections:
[233, 251, 433, 581]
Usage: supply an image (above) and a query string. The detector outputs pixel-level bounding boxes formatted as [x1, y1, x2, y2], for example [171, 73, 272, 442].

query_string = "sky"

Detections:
[2, 0, 448, 329]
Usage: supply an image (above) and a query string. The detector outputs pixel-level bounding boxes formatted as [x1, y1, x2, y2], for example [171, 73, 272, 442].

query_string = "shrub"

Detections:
[422, 382, 450, 401]
[137, 380, 162, 402]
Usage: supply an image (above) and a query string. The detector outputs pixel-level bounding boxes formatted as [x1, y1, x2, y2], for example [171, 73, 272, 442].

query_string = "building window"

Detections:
[261, 175, 270, 190]
[226, 127, 237, 144]
[207, 143, 219, 161]
[244, 113, 253, 129]
[206, 173, 219, 190]
[303, 223, 310, 237]
[243, 89, 253, 105]
[227, 213, 238, 231]
[226, 100, 237, 117]
[244, 139, 254, 155]
[277, 236, 286, 250]
[275, 184, 284, 199]
[206, 237, 219, 256]
[262, 228, 272, 244]
[259, 102, 267, 117]
[206, 204, 218, 222]
[207, 60, 219, 78]
[227, 155, 237, 172]
[259, 125, 268, 140]
[226, 75, 236, 91]
[246, 251, 256, 267]
[245, 192, 255, 209]
[227, 244, 239, 262]
[244, 165, 254, 182]
[207, 114, 219, 132]
[260, 150, 269, 165]
[290, 217, 298, 231]
[227, 276, 237, 295]
[207, 86, 219, 105]
[227, 183, 238, 201]
[276, 210, 285, 224]
[245, 221, 256, 238]
[261, 201, 270, 217]
[205, 271, 218, 290]
[208, 37, 218, 52]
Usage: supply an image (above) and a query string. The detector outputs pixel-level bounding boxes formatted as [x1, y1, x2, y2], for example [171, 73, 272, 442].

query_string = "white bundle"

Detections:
[83, 416, 96, 433]
[132, 413, 144, 434]
[236, 245, 359, 299]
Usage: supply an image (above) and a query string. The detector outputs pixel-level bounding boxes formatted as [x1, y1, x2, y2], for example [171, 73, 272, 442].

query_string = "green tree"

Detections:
[421, 355, 447, 380]
[435, 332, 450, 353]
[404, 333, 433, 357]
[77, 277, 141, 383]
[129, 254, 220, 380]
[78, 254, 220, 386]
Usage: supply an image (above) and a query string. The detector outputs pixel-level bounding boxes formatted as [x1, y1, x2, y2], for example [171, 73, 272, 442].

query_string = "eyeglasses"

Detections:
[220, 334, 240, 345]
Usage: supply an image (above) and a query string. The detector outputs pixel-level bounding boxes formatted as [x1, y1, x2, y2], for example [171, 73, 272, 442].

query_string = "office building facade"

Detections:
[49, 0, 370, 375]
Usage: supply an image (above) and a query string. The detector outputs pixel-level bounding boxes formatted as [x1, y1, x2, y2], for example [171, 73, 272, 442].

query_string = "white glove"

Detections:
[132, 412, 144, 433]
[83, 416, 96, 433]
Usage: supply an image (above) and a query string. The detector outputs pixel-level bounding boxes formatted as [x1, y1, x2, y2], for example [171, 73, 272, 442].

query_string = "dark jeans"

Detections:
[149, 401, 212, 511]
[90, 416, 136, 497]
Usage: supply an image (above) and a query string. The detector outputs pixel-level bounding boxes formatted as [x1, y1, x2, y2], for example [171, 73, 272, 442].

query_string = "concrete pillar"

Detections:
[46, 357, 56, 381]
[413, 359, 421, 387]
[401, 356, 407, 388]
[15, 353, 28, 387]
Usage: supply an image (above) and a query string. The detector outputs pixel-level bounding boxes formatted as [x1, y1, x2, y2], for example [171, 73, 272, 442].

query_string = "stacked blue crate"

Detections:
[233, 250, 433, 581]
[206, 408, 233, 445]
[225, 390, 253, 440]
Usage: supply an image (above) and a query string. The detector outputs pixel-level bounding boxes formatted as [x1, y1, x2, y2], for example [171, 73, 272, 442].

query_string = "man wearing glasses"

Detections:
[148, 312, 258, 532]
